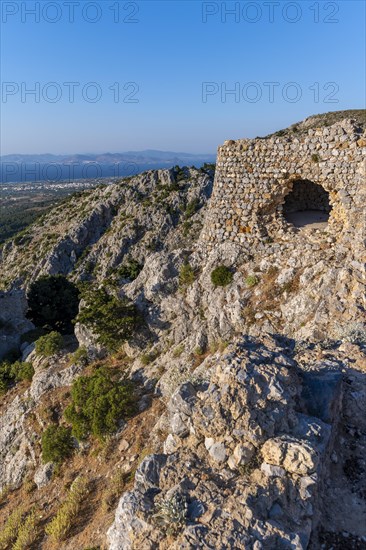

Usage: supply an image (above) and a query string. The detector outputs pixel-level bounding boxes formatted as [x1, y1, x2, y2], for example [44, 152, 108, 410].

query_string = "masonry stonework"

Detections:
[201, 119, 365, 249]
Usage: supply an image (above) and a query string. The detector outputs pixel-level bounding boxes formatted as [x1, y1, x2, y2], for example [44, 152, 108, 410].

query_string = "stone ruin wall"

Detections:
[200, 119, 366, 250]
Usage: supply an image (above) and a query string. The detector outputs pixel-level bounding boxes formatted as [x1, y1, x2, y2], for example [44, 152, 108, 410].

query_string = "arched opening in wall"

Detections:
[283, 179, 331, 229]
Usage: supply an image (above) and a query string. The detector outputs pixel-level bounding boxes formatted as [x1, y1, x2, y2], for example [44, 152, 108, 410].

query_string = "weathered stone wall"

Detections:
[200, 119, 365, 248]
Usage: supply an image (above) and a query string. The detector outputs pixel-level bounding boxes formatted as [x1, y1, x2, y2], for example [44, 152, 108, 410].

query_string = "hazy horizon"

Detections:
[0, 149, 217, 158]
[2, 106, 365, 158]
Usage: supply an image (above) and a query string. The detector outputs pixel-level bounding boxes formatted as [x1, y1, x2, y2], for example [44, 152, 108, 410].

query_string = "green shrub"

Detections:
[116, 259, 143, 281]
[41, 425, 74, 464]
[211, 266, 233, 287]
[27, 275, 80, 333]
[75, 245, 92, 268]
[245, 275, 259, 287]
[10, 361, 34, 382]
[146, 240, 159, 252]
[182, 220, 192, 236]
[173, 344, 184, 358]
[173, 165, 187, 183]
[311, 153, 320, 163]
[0, 361, 13, 394]
[209, 339, 229, 354]
[140, 349, 160, 365]
[185, 198, 200, 219]
[200, 162, 216, 172]
[179, 263, 195, 288]
[102, 470, 129, 512]
[35, 331, 64, 357]
[167, 182, 181, 192]
[84, 260, 96, 274]
[71, 346, 89, 365]
[0, 360, 34, 394]
[77, 286, 141, 351]
[64, 368, 135, 440]
[140, 354, 152, 366]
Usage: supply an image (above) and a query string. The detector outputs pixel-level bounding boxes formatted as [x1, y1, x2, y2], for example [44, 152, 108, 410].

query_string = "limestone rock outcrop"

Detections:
[0, 290, 34, 360]
[108, 336, 343, 550]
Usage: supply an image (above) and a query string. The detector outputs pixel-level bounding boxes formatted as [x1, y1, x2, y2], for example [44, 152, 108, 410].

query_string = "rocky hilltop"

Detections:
[0, 111, 365, 549]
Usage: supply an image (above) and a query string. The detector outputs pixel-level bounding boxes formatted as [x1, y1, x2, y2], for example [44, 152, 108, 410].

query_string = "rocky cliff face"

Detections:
[0, 113, 365, 549]
[0, 353, 83, 492]
[0, 167, 213, 288]
[0, 291, 34, 360]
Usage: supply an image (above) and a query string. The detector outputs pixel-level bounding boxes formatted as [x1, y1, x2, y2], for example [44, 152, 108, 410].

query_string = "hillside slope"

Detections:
[0, 114, 365, 549]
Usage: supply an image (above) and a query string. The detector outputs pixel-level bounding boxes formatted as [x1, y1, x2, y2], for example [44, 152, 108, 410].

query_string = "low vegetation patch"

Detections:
[45, 476, 90, 542]
[0, 361, 15, 394]
[173, 344, 185, 358]
[179, 262, 196, 288]
[35, 331, 64, 357]
[238, 453, 260, 476]
[140, 349, 160, 365]
[0, 360, 34, 394]
[173, 165, 188, 183]
[12, 508, 39, 550]
[153, 493, 188, 536]
[64, 367, 136, 440]
[0, 507, 25, 549]
[41, 424, 74, 464]
[211, 265, 234, 287]
[185, 198, 200, 219]
[77, 286, 141, 351]
[209, 340, 229, 354]
[0, 506, 39, 550]
[11, 361, 34, 382]
[116, 258, 143, 281]
[71, 346, 89, 366]
[102, 470, 129, 512]
[200, 162, 216, 172]
[245, 275, 259, 288]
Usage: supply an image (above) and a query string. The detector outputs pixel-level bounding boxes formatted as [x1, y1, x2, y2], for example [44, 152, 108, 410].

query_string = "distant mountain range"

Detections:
[0, 150, 216, 183]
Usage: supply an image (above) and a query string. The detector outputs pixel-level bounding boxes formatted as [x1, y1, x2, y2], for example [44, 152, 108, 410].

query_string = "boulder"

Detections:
[261, 436, 319, 475]
[34, 462, 54, 488]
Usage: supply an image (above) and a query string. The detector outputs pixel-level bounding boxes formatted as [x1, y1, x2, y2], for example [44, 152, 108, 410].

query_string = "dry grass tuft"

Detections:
[45, 476, 90, 542]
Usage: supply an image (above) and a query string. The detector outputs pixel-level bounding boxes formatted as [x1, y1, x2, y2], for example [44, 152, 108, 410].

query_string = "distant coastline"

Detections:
[0, 151, 216, 184]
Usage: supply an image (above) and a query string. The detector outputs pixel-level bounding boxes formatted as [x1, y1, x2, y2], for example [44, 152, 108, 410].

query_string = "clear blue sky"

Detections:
[0, 0, 365, 154]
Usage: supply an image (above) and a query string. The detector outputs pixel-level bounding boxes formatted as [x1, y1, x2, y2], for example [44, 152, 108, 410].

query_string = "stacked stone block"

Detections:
[200, 119, 366, 249]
